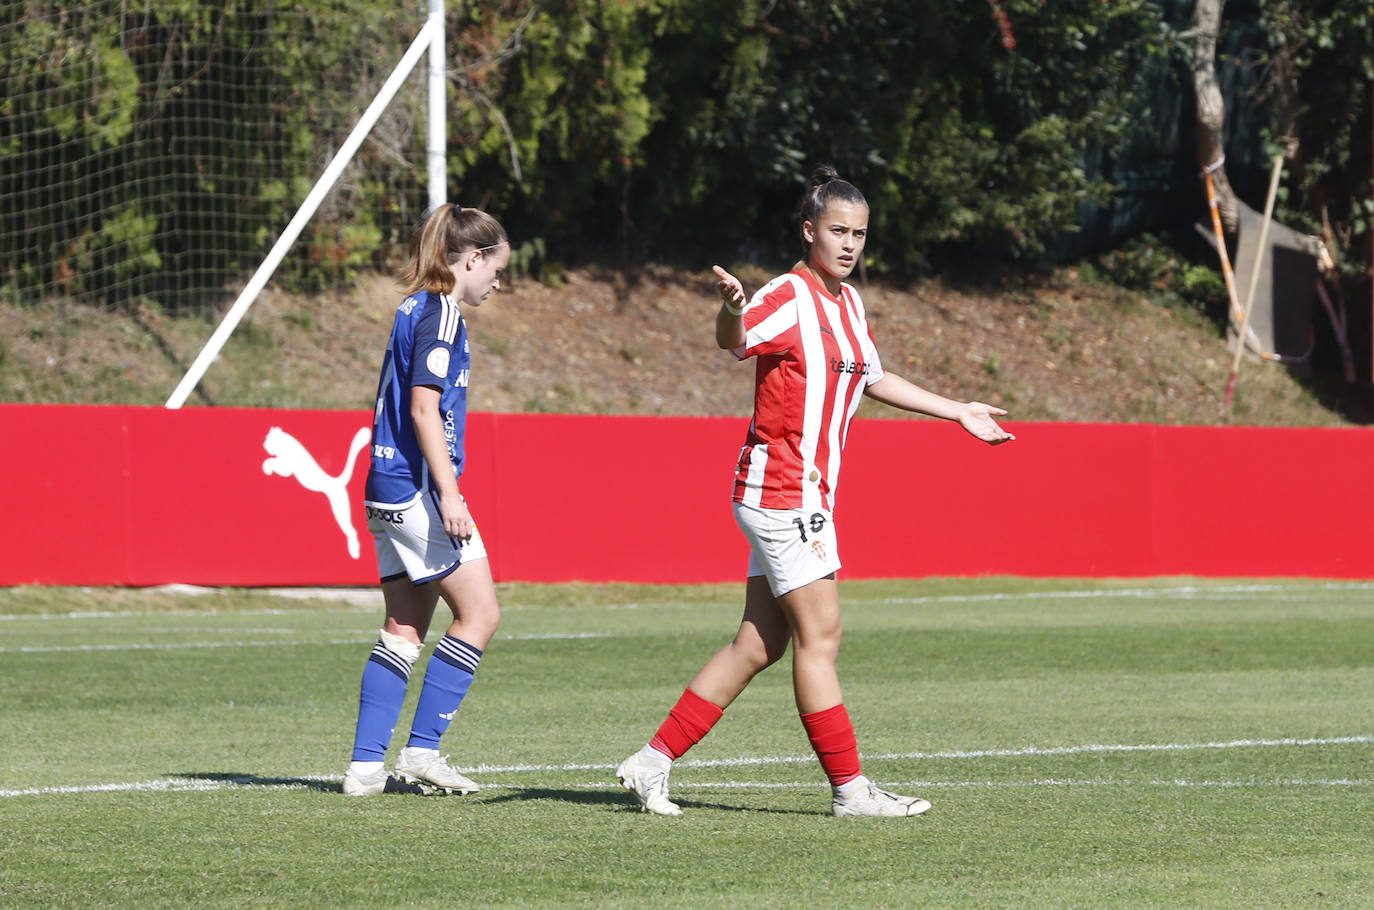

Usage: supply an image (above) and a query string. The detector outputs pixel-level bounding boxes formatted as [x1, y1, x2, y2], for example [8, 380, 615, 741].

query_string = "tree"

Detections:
[1191, 0, 1240, 232]
[1257, 0, 1372, 281]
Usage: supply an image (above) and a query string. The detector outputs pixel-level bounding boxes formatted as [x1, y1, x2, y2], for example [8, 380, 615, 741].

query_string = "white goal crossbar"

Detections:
[165, 3, 446, 409]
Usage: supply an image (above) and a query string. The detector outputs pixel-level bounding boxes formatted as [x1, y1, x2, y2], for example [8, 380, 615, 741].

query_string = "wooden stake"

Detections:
[1225, 154, 1284, 408]
[1203, 168, 1266, 367]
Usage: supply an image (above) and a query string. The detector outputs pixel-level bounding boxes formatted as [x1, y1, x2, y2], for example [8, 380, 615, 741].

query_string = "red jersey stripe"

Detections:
[730, 269, 884, 511]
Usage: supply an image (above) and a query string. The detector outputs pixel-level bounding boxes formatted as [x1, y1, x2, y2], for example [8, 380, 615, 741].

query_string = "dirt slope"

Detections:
[0, 263, 1365, 427]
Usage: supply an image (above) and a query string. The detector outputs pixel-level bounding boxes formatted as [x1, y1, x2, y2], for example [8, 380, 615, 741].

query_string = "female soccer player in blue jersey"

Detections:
[343, 203, 509, 796]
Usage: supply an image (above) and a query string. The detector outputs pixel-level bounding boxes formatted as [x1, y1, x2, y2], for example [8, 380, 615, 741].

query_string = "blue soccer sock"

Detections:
[406, 636, 482, 750]
[350, 632, 419, 762]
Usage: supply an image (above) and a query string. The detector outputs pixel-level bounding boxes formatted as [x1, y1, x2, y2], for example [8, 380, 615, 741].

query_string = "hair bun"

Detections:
[810, 165, 840, 188]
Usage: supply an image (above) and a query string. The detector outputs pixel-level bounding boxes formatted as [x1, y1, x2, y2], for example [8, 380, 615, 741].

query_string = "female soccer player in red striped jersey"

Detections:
[617, 166, 1014, 818]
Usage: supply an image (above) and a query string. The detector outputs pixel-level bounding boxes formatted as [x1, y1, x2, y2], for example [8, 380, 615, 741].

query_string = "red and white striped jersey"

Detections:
[731, 268, 884, 511]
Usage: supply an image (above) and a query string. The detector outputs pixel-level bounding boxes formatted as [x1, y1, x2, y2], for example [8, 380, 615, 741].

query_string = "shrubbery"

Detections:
[1, 0, 1368, 312]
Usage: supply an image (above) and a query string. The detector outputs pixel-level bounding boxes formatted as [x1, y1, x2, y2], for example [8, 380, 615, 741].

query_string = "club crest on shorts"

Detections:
[811, 539, 827, 562]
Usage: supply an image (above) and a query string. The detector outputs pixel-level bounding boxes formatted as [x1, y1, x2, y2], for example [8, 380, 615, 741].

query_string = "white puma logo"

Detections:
[262, 425, 371, 559]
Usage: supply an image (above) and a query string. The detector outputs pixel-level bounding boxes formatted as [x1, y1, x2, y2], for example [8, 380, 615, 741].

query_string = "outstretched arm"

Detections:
[864, 373, 1015, 445]
[713, 265, 747, 350]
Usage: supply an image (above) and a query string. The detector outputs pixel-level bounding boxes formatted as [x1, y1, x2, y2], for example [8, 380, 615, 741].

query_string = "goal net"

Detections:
[1, 2, 428, 314]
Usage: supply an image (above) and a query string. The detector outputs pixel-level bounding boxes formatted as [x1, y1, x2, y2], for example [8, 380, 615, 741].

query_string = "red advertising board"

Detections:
[2, 404, 1371, 586]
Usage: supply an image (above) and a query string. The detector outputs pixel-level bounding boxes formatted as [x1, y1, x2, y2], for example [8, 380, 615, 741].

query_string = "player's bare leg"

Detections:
[686, 575, 791, 706]
[394, 558, 500, 794]
[618, 576, 790, 815]
[777, 575, 930, 818]
[434, 555, 501, 649]
[773, 574, 843, 714]
[379, 575, 441, 646]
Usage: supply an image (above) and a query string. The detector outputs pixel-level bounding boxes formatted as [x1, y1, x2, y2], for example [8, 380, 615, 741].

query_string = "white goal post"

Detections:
[165, 0, 448, 409]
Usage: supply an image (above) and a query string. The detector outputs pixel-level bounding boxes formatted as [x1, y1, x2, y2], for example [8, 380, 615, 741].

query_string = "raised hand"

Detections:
[713, 265, 746, 312]
[957, 402, 1015, 445]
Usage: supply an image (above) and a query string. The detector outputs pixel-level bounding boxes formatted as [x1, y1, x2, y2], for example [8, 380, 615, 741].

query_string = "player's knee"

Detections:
[474, 601, 501, 637]
[731, 635, 781, 673]
[763, 638, 789, 667]
[377, 627, 422, 668]
[794, 628, 841, 662]
[452, 598, 500, 641]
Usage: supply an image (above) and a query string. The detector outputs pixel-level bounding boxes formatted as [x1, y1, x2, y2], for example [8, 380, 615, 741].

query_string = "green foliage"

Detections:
[2, 0, 1368, 315]
[81, 205, 163, 284]
[1087, 233, 1227, 317]
[1, 0, 415, 310]
[1177, 261, 1227, 309]
[450, 0, 671, 254]
[1254, 0, 1373, 281]
[446, 0, 1167, 272]
[506, 236, 563, 286]
[0, 12, 139, 149]
[1, 2, 147, 302]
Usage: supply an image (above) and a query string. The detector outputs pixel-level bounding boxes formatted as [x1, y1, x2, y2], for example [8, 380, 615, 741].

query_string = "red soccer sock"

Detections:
[649, 688, 725, 760]
[800, 703, 862, 787]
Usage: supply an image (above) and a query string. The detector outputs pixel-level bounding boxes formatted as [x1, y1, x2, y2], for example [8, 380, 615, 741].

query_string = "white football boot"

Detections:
[342, 761, 389, 796]
[616, 745, 682, 816]
[832, 775, 931, 817]
[393, 747, 481, 795]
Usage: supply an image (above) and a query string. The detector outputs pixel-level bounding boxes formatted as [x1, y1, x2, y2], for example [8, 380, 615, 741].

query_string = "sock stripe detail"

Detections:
[433, 636, 482, 674]
[368, 643, 412, 681]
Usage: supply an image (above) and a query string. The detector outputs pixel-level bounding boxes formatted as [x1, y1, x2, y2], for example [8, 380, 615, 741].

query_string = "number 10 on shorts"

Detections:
[794, 512, 827, 541]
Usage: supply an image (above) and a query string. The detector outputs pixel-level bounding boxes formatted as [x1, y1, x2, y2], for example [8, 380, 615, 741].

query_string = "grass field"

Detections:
[1, 577, 1372, 908]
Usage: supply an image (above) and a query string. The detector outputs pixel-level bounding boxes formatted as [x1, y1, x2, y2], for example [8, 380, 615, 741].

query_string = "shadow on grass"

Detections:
[485, 786, 818, 816]
[125, 304, 214, 407]
[483, 786, 626, 808]
[173, 775, 822, 814]
[172, 771, 428, 795]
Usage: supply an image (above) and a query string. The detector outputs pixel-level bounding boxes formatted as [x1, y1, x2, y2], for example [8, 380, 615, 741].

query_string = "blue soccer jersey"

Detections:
[364, 291, 471, 507]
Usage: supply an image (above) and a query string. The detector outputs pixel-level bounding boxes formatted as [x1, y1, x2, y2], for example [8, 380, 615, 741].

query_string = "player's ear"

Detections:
[801, 220, 816, 244]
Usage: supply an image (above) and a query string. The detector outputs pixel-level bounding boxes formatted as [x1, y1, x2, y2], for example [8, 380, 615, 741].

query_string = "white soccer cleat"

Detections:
[831, 775, 932, 818]
[393, 747, 481, 795]
[616, 747, 682, 816]
[342, 761, 389, 797]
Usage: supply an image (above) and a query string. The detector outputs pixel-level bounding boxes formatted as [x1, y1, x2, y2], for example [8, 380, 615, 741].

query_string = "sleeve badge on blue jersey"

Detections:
[426, 347, 451, 377]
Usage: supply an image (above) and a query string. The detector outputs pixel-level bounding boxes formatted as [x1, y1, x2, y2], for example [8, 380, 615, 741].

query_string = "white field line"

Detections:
[596, 777, 1374, 790]
[5, 777, 1372, 799]
[0, 607, 362, 622]
[0, 778, 333, 797]
[4, 735, 1370, 799]
[463, 734, 1374, 774]
[6, 580, 1374, 623]
[604, 582, 1374, 610]
[876, 582, 1374, 606]
[0, 632, 610, 654]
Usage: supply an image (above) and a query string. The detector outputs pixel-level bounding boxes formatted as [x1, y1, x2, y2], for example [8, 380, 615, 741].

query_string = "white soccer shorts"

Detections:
[733, 501, 841, 597]
[366, 492, 487, 585]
